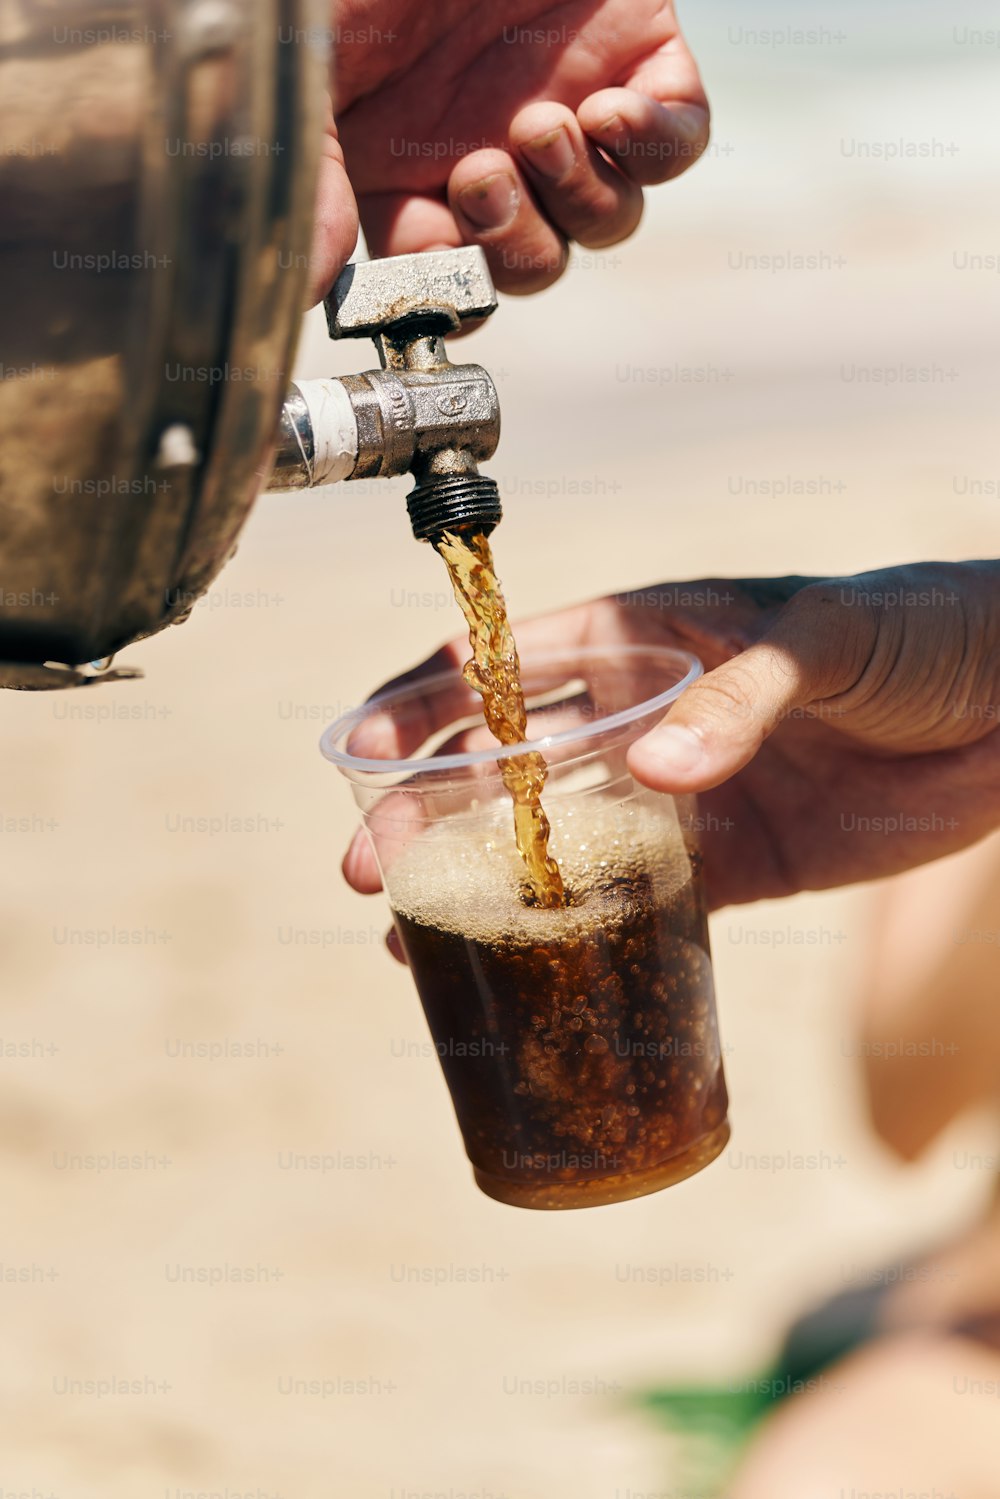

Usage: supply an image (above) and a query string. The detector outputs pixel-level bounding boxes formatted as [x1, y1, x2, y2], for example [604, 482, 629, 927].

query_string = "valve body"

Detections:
[266, 248, 504, 542]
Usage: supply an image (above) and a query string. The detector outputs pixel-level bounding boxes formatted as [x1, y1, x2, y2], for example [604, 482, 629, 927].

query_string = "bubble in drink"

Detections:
[390, 800, 730, 1210]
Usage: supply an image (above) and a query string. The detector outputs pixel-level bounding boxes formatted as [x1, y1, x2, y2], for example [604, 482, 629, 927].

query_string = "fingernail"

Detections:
[596, 113, 628, 151]
[641, 724, 705, 775]
[458, 173, 519, 230]
[522, 126, 576, 180]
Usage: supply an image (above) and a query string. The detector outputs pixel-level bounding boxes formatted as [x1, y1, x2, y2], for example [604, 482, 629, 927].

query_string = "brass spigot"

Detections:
[267, 248, 504, 541]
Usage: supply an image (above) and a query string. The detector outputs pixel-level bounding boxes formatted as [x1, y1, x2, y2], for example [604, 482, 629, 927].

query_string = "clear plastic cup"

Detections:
[322, 644, 730, 1210]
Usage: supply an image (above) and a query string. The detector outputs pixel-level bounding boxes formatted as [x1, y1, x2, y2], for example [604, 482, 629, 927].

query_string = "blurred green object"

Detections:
[637, 1379, 774, 1498]
[637, 1278, 893, 1495]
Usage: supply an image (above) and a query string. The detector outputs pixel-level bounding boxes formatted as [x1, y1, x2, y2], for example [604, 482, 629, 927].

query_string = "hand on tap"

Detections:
[307, 0, 709, 303]
[342, 563, 1000, 919]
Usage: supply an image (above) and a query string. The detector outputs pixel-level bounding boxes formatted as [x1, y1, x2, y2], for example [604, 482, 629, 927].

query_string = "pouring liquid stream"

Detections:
[434, 530, 567, 909]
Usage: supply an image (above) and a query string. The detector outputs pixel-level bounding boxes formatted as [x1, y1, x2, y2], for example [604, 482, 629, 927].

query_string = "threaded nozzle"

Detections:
[406, 474, 502, 543]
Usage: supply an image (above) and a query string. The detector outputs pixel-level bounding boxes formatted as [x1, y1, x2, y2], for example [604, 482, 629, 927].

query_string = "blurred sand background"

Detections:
[1, 2, 999, 1495]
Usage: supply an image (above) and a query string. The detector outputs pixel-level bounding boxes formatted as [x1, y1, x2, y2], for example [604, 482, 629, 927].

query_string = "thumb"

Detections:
[306, 106, 360, 307]
[628, 593, 860, 793]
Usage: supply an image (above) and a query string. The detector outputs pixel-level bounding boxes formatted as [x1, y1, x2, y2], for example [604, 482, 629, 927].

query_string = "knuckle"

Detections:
[575, 201, 644, 249]
[782, 582, 874, 693]
[699, 665, 758, 727]
[490, 240, 568, 292]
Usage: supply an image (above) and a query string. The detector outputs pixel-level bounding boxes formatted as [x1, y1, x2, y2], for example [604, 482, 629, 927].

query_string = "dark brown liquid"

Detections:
[393, 824, 729, 1209]
[434, 530, 565, 909]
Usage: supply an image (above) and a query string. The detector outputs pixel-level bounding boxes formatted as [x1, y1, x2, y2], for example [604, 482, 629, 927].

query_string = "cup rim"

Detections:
[320, 643, 703, 777]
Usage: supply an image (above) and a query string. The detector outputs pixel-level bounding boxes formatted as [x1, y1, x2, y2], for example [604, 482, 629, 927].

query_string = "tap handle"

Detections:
[324, 247, 498, 345]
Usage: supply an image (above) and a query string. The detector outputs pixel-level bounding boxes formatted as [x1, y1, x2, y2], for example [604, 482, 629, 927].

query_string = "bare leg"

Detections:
[857, 830, 1000, 1160]
[731, 1335, 1000, 1499]
[728, 838, 1000, 1499]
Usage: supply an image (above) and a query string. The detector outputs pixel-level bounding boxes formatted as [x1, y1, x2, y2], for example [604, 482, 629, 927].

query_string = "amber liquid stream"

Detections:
[434, 530, 566, 909]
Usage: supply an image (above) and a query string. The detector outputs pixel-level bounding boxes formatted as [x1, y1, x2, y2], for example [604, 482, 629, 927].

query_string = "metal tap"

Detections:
[267, 247, 504, 542]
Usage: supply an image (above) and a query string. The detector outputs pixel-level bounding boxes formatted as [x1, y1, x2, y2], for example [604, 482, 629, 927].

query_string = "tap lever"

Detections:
[325, 247, 498, 347]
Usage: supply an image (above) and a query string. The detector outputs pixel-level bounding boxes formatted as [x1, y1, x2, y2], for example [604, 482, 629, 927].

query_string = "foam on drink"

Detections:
[390, 797, 691, 943]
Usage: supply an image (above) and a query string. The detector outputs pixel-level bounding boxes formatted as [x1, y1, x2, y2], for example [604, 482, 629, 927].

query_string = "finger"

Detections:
[578, 31, 711, 189]
[348, 603, 605, 762]
[357, 191, 462, 258]
[628, 588, 870, 793]
[579, 88, 709, 187]
[447, 149, 568, 294]
[509, 102, 643, 251]
[430, 692, 599, 760]
[367, 603, 599, 711]
[386, 927, 407, 965]
[345, 637, 473, 762]
[306, 105, 360, 306]
[347, 671, 601, 765]
[341, 782, 428, 895]
[629, 647, 810, 794]
[342, 828, 382, 894]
